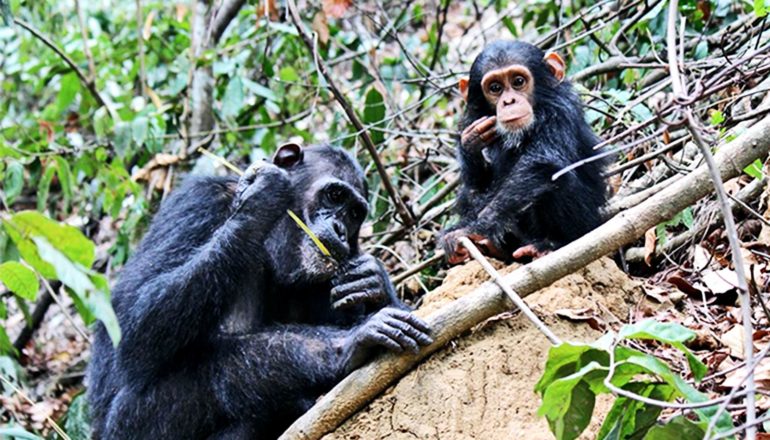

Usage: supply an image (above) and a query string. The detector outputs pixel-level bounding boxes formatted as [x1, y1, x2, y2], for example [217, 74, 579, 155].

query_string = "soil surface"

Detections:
[323, 257, 645, 440]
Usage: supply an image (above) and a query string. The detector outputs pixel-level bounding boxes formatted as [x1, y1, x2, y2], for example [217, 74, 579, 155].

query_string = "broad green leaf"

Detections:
[597, 383, 675, 440]
[86, 280, 121, 346]
[64, 393, 91, 439]
[710, 111, 725, 126]
[32, 237, 120, 346]
[2, 221, 56, 279]
[501, 16, 518, 37]
[37, 161, 57, 212]
[0, 426, 44, 440]
[536, 336, 614, 393]
[242, 77, 278, 102]
[540, 370, 597, 440]
[3, 161, 23, 204]
[32, 236, 94, 296]
[56, 72, 81, 114]
[643, 416, 706, 439]
[279, 66, 299, 82]
[132, 116, 149, 147]
[0, 261, 38, 301]
[755, 0, 768, 17]
[363, 87, 386, 144]
[222, 76, 245, 118]
[0, 326, 14, 356]
[0, 0, 13, 26]
[8, 211, 95, 268]
[53, 156, 73, 210]
[743, 159, 764, 180]
[619, 320, 706, 381]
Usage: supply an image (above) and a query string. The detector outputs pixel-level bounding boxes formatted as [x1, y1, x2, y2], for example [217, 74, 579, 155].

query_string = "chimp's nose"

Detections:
[333, 220, 346, 241]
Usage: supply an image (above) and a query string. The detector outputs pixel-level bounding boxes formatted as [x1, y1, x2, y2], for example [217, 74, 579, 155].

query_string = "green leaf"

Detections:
[597, 383, 675, 440]
[3, 161, 23, 204]
[0, 326, 15, 356]
[710, 111, 725, 126]
[643, 416, 705, 439]
[619, 320, 706, 381]
[0, 261, 38, 301]
[536, 336, 614, 393]
[755, 0, 768, 17]
[132, 116, 149, 147]
[56, 72, 81, 114]
[279, 66, 299, 82]
[222, 76, 245, 118]
[0, 0, 13, 26]
[53, 156, 73, 210]
[2, 221, 56, 279]
[64, 393, 91, 439]
[32, 237, 121, 346]
[501, 16, 518, 37]
[363, 87, 386, 145]
[694, 40, 709, 60]
[32, 236, 94, 296]
[0, 426, 45, 440]
[743, 159, 764, 180]
[243, 78, 279, 102]
[542, 375, 597, 440]
[37, 161, 57, 212]
[7, 211, 95, 268]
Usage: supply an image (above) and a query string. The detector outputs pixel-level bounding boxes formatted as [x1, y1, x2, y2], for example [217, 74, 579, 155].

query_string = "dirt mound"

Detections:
[323, 257, 644, 440]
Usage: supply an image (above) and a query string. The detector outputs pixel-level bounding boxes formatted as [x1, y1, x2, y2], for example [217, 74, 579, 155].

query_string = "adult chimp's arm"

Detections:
[214, 307, 432, 419]
[114, 167, 291, 375]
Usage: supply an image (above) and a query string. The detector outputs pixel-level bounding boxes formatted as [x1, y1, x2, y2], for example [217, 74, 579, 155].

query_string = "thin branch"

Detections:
[209, 0, 247, 44]
[136, 0, 147, 97]
[73, 0, 96, 80]
[460, 237, 561, 344]
[285, 0, 415, 226]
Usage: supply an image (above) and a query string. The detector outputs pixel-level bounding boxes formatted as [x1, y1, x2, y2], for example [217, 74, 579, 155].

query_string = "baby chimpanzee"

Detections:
[87, 144, 432, 439]
[441, 40, 608, 264]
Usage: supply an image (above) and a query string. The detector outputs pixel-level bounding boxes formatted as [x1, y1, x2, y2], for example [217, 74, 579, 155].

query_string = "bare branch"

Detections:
[285, 0, 415, 226]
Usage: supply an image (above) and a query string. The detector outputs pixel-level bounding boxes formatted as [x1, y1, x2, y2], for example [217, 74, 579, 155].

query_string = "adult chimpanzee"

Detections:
[87, 144, 432, 439]
[440, 40, 608, 265]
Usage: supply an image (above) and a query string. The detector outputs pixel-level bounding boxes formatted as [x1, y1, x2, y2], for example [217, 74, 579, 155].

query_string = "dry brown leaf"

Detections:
[643, 227, 656, 266]
[701, 268, 739, 295]
[721, 358, 770, 390]
[323, 0, 353, 19]
[554, 307, 604, 331]
[721, 324, 745, 359]
[257, 0, 279, 21]
[175, 3, 188, 22]
[312, 12, 329, 45]
[25, 401, 55, 423]
[693, 245, 712, 272]
[143, 10, 156, 40]
[132, 153, 181, 185]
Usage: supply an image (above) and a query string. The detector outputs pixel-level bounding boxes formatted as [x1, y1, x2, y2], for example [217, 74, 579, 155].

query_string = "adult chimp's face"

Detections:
[267, 143, 369, 285]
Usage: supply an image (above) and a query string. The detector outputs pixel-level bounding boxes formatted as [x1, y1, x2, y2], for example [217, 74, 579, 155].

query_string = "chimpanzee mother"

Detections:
[87, 144, 432, 439]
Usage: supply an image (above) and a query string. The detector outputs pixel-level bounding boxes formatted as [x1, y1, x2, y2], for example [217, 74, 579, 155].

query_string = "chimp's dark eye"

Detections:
[512, 75, 526, 89]
[489, 82, 503, 94]
[352, 206, 367, 223]
[326, 186, 345, 204]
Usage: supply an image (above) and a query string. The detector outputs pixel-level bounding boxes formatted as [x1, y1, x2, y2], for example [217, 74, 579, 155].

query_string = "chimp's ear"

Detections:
[544, 52, 566, 82]
[273, 142, 303, 168]
[458, 77, 470, 102]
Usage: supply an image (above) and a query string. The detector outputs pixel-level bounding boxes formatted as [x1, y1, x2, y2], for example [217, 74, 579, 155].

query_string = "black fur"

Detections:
[445, 40, 608, 259]
[87, 145, 432, 439]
